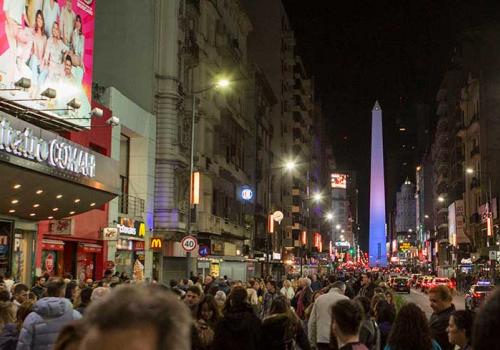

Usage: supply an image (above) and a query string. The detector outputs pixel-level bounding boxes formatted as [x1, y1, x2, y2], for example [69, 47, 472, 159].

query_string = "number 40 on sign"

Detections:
[181, 235, 198, 252]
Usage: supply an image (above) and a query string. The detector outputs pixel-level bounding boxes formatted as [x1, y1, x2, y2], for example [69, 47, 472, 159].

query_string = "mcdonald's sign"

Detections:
[150, 237, 163, 251]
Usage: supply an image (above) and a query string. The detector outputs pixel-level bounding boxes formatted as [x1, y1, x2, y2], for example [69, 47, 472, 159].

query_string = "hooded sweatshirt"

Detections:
[16, 297, 81, 350]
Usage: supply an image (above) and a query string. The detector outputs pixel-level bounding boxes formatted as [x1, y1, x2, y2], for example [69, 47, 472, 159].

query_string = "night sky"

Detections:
[283, 0, 500, 250]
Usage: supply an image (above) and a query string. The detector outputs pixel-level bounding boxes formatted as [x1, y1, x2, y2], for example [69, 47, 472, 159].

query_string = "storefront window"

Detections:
[0, 221, 13, 276]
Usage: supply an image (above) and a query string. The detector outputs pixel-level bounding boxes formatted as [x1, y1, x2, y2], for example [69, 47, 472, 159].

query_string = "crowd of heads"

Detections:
[0, 269, 497, 349]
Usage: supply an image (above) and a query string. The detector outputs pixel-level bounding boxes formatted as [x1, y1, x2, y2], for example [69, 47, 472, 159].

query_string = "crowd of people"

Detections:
[0, 269, 497, 349]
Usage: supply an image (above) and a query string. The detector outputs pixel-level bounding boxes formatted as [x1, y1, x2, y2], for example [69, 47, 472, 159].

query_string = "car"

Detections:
[392, 277, 411, 293]
[410, 273, 421, 287]
[415, 276, 425, 288]
[421, 276, 434, 293]
[431, 277, 455, 292]
[465, 282, 495, 311]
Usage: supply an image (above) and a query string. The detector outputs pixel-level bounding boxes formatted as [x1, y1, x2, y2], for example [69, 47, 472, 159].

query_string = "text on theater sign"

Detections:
[0, 119, 96, 177]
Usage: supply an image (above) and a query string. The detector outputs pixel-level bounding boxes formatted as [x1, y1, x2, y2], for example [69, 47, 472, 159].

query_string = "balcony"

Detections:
[197, 212, 250, 239]
[155, 208, 186, 231]
[119, 194, 145, 218]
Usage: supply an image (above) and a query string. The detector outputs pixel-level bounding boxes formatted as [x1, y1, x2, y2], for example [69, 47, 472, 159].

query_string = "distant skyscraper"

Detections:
[369, 101, 387, 266]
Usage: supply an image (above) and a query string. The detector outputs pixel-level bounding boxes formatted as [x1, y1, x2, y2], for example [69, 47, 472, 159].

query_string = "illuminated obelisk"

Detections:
[369, 101, 387, 266]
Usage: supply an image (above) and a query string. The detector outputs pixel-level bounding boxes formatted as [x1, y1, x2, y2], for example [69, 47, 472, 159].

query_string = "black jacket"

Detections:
[261, 313, 311, 350]
[213, 304, 261, 350]
[429, 305, 455, 350]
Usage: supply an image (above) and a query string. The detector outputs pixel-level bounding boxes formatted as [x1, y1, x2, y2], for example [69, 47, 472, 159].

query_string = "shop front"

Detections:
[113, 219, 146, 278]
[0, 112, 120, 281]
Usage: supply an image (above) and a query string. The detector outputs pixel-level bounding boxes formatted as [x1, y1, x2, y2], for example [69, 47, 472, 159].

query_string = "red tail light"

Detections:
[473, 292, 481, 298]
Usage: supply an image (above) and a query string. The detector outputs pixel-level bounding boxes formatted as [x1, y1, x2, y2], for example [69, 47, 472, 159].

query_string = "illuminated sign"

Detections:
[191, 172, 200, 205]
[150, 237, 162, 251]
[0, 0, 96, 129]
[117, 218, 146, 236]
[313, 233, 322, 251]
[399, 242, 412, 251]
[331, 173, 347, 189]
[102, 227, 118, 240]
[0, 119, 96, 177]
[241, 187, 253, 201]
[335, 241, 350, 247]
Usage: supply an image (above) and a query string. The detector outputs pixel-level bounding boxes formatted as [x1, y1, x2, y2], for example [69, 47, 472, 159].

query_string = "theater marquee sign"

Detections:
[0, 118, 96, 178]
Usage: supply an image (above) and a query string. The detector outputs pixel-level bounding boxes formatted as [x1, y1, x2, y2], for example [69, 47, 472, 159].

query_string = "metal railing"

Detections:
[119, 194, 145, 218]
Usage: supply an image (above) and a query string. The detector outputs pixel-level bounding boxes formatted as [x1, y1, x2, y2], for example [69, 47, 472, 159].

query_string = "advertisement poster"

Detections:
[331, 173, 347, 189]
[0, 0, 95, 128]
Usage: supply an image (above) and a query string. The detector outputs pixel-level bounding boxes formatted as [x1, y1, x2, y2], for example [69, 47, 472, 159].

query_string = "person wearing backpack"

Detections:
[354, 296, 381, 350]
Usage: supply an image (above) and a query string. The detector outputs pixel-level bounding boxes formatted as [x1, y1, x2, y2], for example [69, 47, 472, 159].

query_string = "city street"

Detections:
[400, 288, 466, 317]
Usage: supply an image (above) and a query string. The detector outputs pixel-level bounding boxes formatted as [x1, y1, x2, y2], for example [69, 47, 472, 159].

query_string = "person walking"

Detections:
[308, 281, 349, 350]
[261, 280, 279, 318]
[261, 295, 310, 350]
[358, 273, 377, 300]
[195, 295, 221, 350]
[16, 277, 81, 350]
[384, 303, 441, 350]
[447, 310, 473, 350]
[213, 286, 261, 350]
[280, 279, 295, 300]
[373, 300, 395, 348]
[355, 296, 380, 350]
[0, 301, 34, 350]
[330, 299, 368, 350]
[429, 286, 455, 350]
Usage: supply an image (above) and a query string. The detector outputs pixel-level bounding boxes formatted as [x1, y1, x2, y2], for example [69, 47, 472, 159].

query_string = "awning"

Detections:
[42, 239, 65, 251]
[0, 112, 120, 221]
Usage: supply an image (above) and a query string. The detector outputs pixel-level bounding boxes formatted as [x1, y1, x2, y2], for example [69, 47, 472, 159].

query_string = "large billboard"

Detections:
[0, 0, 95, 128]
[331, 173, 347, 189]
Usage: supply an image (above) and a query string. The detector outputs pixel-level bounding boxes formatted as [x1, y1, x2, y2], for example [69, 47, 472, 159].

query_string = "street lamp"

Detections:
[312, 192, 323, 203]
[186, 77, 231, 278]
[335, 224, 342, 230]
[325, 212, 333, 221]
[284, 159, 297, 172]
[437, 196, 446, 203]
[265, 159, 298, 277]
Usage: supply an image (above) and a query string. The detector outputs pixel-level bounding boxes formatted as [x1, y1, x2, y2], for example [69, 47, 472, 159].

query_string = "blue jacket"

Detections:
[0, 323, 20, 350]
[16, 297, 81, 350]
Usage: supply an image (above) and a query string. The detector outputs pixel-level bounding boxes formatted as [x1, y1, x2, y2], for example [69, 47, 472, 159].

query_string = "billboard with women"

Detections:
[0, 0, 95, 128]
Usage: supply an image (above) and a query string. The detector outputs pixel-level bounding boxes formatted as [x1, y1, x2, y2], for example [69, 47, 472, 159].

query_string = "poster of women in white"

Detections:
[0, 0, 95, 128]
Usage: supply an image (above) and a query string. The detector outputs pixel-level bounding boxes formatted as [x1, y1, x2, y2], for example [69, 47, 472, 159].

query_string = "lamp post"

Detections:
[265, 159, 297, 277]
[186, 78, 231, 279]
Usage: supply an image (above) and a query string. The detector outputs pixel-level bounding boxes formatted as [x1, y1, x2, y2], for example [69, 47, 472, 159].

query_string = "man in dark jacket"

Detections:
[429, 285, 455, 350]
[17, 277, 81, 350]
[358, 273, 376, 300]
[213, 286, 261, 350]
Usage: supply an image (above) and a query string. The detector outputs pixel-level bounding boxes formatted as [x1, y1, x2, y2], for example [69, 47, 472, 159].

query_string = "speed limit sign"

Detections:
[181, 235, 198, 252]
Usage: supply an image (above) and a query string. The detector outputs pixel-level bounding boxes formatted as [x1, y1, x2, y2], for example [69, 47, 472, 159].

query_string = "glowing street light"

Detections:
[312, 192, 323, 202]
[437, 196, 445, 203]
[284, 160, 297, 171]
[335, 224, 342, 230]
[465, 167, 474, 174]
[325, 212, 333, 221]
[215, 78, 231, 89]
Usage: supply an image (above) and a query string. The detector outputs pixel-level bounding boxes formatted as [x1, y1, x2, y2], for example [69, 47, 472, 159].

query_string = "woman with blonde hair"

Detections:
[280, 279, 295, 300]
[0, 288, 15, 330]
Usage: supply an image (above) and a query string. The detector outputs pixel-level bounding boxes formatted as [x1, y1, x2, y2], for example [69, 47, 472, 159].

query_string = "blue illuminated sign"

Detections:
[241, 187, 253, 201]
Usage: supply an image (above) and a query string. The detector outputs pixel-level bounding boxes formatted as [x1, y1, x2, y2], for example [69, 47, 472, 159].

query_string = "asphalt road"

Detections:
[399, 288, 466, 317]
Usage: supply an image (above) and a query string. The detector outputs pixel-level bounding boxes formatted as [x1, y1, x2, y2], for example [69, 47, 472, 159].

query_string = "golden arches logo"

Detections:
[150, 238, 162, 250]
